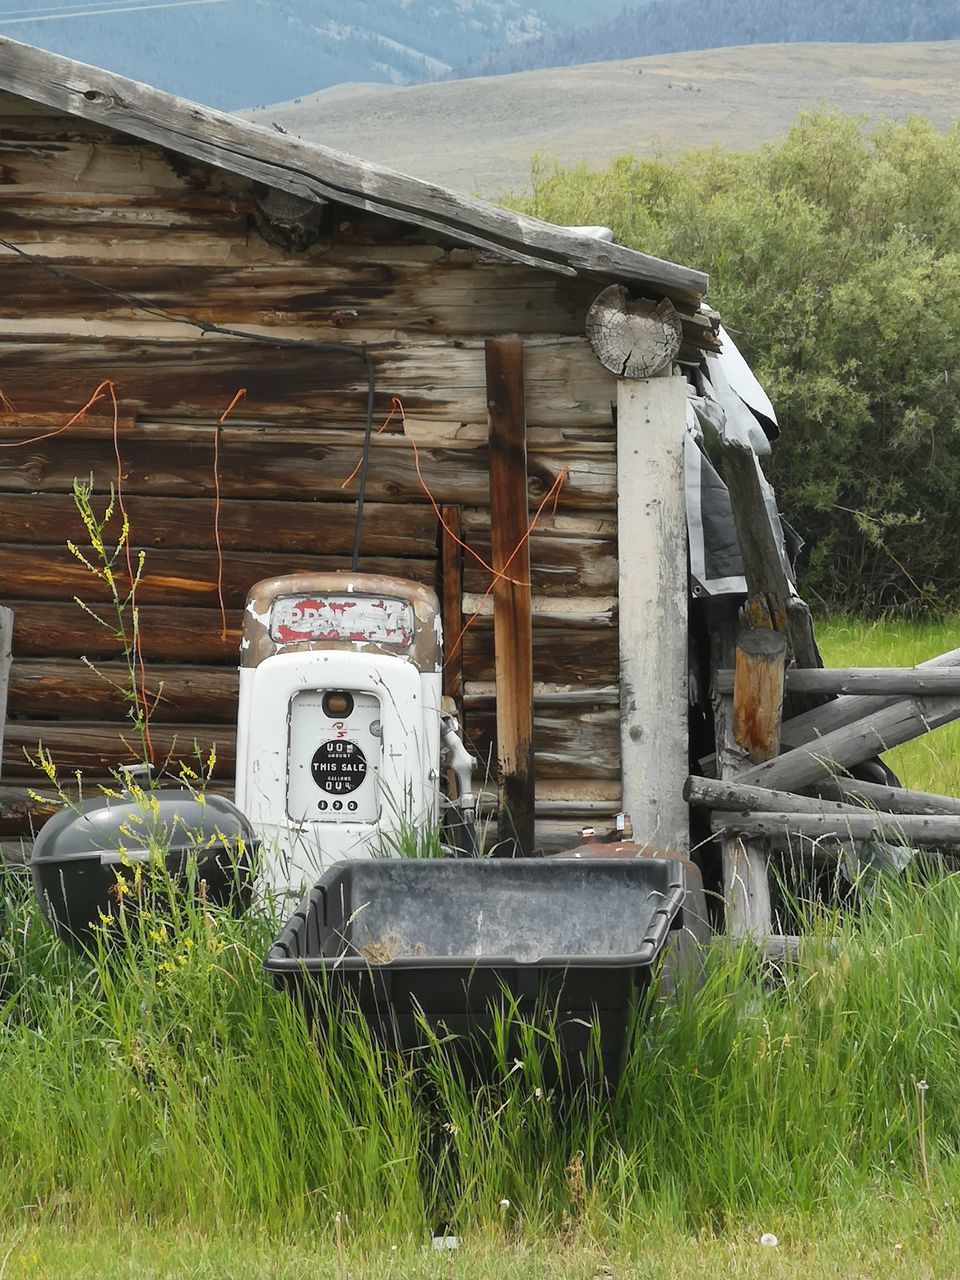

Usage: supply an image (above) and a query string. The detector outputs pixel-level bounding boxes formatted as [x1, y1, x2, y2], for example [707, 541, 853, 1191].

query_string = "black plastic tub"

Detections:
[264, 857, 705, 1083]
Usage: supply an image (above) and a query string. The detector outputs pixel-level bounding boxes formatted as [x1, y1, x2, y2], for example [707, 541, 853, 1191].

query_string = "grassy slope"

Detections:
[238, 41, 960, 195]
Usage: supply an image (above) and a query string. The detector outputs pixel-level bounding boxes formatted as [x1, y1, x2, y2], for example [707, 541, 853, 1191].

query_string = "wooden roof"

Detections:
[0, 35, 709, 305]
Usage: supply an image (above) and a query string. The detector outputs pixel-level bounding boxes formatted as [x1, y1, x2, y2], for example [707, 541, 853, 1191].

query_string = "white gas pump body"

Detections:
[234, 574, 442, 903]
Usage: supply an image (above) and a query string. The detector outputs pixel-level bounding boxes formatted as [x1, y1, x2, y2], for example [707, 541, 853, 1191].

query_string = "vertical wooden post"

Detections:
[0, 608, 11, 781]
[440, 505, 464, 707]
[714, 621, 774, 940]
[485, 337, 535, 857]
[616, 376, 689, 853]
[732, 627, 787, 764]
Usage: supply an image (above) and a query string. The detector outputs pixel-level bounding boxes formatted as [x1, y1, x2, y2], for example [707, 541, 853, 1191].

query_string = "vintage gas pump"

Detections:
[235, 573, 473, 900]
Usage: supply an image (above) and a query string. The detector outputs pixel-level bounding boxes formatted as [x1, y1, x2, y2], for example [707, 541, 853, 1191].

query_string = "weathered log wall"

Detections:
[0, 93, 623, 846]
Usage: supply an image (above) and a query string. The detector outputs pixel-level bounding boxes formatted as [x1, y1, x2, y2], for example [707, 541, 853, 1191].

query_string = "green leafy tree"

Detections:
[508, 111, 960, 611]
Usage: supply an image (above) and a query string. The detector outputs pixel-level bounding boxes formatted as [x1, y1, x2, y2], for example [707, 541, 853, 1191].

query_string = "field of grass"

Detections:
[1, 617, 959, 1277]
[816, 615, 960, 795]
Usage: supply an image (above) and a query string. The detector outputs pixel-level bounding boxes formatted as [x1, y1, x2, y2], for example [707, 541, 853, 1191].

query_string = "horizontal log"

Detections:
[713, 811, 960, 845]
[807, 777, 960, 817]
[4, 720, 234, 780]
[0, 783, 613, 850]
[10, 661, 623, 726]
[741, 694, 960, 792]
[8, 659, 239, 722]
[8, 596, 611, 663]
[0, 494, 440, 555]
[717, 668, 960, 696]
[684, 775, 862, 816]
[0, 257, 609, 340]
[0, 335, 618, 428]
[0, 544, 436, 607]
[780, 647, 960, 749]
[462, 620, 617, 688]
[0, 426, 613, 509]
[462, 529, 617, 596]
[466, 704, 620, 781]
[9, 602, 241, 663]
[4, 702, 619, 781]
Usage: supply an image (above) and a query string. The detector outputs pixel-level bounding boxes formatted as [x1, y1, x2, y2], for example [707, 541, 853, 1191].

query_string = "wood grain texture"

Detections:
[8, 658, 237, 722]
[0, 493, 439, 555]
[616, 376, 689, 853]
[0, 544, 436, 606]
[685, 774, 862, 816]
[732, 627, 787, 765]
[0, 37, 710, 299]
[586, 286, 682, 378]
[717, 667, 960, 697]
[715, 810, 960, 846]
[486, 337, 535, 856]
[0, 424, 614, 509]
[807, 776, 960, 817]
[742, 693, 960, 791]
[0, 335, 618, 428]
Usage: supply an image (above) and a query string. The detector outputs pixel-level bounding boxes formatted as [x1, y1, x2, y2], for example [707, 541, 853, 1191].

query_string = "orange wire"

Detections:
[443, 464, 570, 669]
[0, 387, 16, 412]
[339, 396, 404, 489]
[340, 395, 529, 588]
[214, 389, 247, 643]
[0, 381, 111, 448]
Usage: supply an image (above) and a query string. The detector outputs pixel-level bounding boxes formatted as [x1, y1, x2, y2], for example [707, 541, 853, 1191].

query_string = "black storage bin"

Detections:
[265, 857, 703, 1083]
[30, 788, 258, 951]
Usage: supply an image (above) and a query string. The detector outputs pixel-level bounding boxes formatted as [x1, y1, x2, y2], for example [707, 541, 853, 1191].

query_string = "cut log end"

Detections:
[586, 286, 682, 379]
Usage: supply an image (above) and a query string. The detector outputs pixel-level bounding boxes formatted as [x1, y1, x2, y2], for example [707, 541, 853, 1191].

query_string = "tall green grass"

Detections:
[816, 615, 960, 794]
[2, 858, 960, 1245]
[3, 614, 959, 1260]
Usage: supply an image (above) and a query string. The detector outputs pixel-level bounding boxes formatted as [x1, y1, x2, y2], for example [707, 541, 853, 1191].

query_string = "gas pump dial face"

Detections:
[311, 740, 367, 794]
[287, 688, 382, 824]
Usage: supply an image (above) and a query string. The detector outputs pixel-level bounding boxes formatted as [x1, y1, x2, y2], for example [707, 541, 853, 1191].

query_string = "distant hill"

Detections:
[0, 0, 626, 110]
[239, 41, 960, 195]
[458, 0, 960, 77]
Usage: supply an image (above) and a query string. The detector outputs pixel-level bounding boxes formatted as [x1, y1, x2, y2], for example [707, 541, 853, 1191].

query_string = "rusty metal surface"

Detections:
[241, 572, 441, 671]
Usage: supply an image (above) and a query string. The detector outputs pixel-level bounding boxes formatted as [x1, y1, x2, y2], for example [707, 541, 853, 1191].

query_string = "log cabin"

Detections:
[5, 38, 960, 952]
[0, 34, 730, 859]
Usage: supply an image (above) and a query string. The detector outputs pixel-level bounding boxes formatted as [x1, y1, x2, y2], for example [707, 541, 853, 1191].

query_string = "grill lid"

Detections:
[30, 788, 257, 866]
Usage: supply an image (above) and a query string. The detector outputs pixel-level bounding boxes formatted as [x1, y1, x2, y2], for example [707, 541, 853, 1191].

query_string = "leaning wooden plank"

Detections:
[715, 438, 820, 680]
[742, 694, 960, 791]
[714, 811, 960, 845]
[0, 36, 710, 300]
[779, 647, 960, 748]
[808, 777, 960, 817]
[684, 774, 862, 816]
